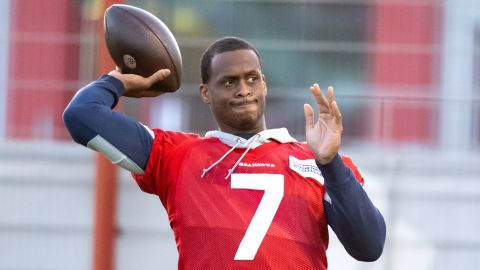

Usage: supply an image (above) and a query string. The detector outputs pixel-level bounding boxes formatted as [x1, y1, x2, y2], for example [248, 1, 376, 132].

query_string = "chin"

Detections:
[231, 116, 262, 131]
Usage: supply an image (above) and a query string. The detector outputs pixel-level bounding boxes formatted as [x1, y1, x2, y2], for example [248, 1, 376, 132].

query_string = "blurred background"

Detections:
[1, 0, 479, 269]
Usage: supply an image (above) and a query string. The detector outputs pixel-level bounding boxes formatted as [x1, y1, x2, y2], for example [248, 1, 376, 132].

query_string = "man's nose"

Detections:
[236, 80, 251, 97]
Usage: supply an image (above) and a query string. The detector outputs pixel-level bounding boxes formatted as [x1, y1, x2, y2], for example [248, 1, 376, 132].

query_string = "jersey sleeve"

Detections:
[317, 154, 385, 261]
[63, 75, 154, 173]
[131, 129, 198, 195]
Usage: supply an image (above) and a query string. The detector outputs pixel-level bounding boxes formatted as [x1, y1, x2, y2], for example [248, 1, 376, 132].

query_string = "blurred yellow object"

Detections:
[173, 6, 200, 34]
[82, 0, 103, 21]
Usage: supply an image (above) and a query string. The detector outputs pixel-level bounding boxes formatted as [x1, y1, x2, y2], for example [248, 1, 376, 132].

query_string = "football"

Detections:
[104, 4, 182, 92]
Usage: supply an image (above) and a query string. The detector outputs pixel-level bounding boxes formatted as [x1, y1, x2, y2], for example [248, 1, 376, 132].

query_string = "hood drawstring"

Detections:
[225, 134, 260, 179]
[201, 134, 261, 179]
[201, 137, 241, 178]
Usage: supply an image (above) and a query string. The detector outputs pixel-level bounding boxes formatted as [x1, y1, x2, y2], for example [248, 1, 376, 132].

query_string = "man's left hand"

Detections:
[304, 84, 343, 165]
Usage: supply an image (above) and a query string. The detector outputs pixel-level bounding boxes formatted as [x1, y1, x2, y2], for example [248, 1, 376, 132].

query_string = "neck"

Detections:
[217, 118, 267, 136]
[218, 124, 267, 137]
[234, 132, 258, 140]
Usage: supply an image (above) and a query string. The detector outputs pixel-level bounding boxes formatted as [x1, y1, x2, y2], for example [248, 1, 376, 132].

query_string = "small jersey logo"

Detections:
[288, 155, 324, 184]
[239, 162, 275, 168]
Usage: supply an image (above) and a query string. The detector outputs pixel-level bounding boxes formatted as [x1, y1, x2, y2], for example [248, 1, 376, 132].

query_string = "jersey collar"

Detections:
[205, 128, 297, 148]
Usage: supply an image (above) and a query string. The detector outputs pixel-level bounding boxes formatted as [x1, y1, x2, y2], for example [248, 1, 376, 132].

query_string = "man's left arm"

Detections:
[317, 155, 386, 261]
[304, 84, 385, 261]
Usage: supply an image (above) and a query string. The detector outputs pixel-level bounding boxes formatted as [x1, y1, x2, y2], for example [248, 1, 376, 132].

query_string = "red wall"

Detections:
[369, 2, 439, 145]
[7, 0, 81, 139]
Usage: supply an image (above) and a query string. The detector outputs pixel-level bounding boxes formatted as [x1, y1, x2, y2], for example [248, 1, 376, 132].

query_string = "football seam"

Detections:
[119, 7, 180, 88]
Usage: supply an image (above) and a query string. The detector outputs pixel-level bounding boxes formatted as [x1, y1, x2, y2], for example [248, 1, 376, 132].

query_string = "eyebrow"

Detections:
[218, 69, 260, 80]
[218, 75, 238, 83]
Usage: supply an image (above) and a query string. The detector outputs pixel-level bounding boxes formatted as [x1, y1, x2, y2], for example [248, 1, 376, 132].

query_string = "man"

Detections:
[64, 37, 385, 269]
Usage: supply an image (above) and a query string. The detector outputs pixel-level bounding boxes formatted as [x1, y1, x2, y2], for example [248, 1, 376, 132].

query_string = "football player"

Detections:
[64, 37, 385, 269]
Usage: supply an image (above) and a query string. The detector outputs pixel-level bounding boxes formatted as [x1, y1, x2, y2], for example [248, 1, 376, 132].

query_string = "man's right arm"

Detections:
[63, 75, 154, 174]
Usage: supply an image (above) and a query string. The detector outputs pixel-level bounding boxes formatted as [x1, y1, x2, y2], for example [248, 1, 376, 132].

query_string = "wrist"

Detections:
[315, 154, 350, 186]
[106, 74, 126, 96]
[314, 153, 337, 165]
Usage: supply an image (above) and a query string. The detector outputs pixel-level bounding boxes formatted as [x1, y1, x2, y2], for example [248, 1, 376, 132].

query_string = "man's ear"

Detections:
[262, 74, 267, 95]
[199, 84, 210, 104]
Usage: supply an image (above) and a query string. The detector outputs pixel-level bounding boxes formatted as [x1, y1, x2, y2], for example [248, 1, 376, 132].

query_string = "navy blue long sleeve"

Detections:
[63, 75, 153, 170]
[318, 155, 386, 261]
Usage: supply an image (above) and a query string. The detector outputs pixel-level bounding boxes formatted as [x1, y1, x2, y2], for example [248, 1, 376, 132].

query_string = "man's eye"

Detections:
[247, 76, 257, 83]
[223, 80, 234, 87]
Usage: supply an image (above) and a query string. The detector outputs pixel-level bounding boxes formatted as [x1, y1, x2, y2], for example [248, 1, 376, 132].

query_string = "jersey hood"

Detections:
[205, 128, 297, 149]
[202, 128, 298, 179]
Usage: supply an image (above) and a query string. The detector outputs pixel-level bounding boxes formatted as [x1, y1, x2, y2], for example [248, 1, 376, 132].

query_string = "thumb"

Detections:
[304, 104, 315, 130]
[147, 69, 171, 87]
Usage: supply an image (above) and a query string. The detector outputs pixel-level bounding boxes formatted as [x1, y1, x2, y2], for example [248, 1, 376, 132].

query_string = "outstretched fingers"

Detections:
[306, 84, 343, 128]
[328, 87, 334, 115]
[304, 103, 315, 130]
[327, 87, 342, 125]
[332, 99, 342, 125]
[310, 84, 330, 114]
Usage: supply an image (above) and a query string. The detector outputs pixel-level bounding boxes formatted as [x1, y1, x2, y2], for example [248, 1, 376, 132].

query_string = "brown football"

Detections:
[104, 4, 182, 92]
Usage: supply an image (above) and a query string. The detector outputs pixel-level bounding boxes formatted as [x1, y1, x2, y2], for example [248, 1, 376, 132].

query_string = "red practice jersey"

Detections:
[133, 128, 364, 270]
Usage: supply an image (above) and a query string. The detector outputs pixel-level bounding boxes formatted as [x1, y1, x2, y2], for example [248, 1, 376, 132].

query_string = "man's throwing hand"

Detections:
[304, 84, 343, 165]
[108, 68, 171, 98]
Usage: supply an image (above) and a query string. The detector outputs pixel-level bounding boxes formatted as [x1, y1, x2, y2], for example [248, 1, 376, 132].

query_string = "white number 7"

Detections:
[231, 173, 284, 260]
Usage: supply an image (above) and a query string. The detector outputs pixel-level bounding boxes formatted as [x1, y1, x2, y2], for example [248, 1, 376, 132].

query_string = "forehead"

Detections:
[210, 49, 261, 79]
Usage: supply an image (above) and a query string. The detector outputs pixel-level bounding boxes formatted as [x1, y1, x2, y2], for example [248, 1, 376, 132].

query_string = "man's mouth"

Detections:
[232, 100, 257, 107]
